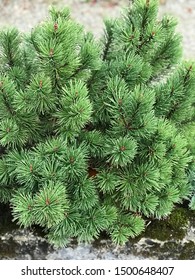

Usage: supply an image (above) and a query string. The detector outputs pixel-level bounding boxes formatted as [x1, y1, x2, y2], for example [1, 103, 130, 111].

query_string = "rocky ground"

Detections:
[0, 0, 194, 58]
[0, 224, 195, 260]
[0, 206, 195, 260]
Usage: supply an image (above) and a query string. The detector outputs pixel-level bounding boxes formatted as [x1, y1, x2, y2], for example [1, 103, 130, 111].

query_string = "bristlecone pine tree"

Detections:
[0, 0, 194, 246]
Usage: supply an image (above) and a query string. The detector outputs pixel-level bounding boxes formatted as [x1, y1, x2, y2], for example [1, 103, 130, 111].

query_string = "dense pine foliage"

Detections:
[0, 0, 194, 246]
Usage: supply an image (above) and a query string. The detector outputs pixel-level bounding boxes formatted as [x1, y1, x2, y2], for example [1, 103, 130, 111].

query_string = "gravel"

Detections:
[0, 0, 194, 58]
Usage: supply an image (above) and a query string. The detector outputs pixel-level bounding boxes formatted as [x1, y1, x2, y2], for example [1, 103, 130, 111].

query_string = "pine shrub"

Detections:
[0, 0, 194, 246]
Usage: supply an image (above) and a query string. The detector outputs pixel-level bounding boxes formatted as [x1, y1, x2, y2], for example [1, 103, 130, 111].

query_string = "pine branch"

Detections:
[184, 65, 193, 84]
[102, 20, 115, 61]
